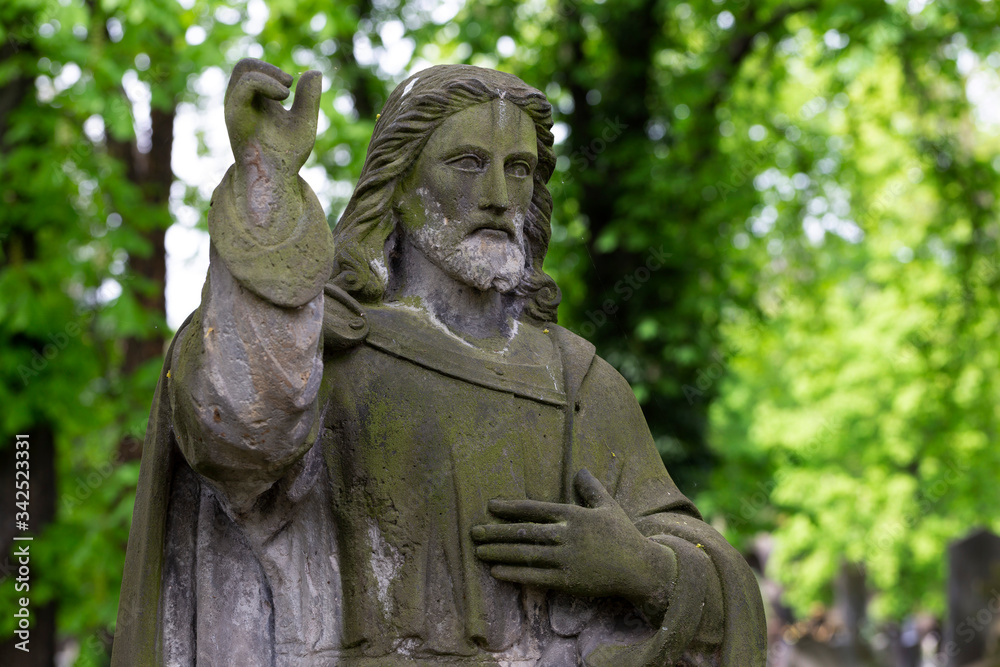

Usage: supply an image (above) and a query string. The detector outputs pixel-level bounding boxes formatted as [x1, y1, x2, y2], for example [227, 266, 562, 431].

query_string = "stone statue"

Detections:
[111, 59, 766, 666]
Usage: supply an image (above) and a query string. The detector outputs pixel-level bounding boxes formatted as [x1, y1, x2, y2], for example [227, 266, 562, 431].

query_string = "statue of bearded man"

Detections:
[112, 59, 766, 667]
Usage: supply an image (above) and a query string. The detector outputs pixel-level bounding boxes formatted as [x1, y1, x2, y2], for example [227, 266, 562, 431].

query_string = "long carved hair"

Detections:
[329, 65, 561, 323]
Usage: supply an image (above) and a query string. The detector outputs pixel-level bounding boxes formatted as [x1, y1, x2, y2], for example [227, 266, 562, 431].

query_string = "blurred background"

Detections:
[3, 0, 1000, 665]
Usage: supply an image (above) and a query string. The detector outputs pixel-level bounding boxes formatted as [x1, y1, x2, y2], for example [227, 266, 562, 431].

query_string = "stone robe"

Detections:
[111, 290, 765, 665]
[111, 170, 766, 667]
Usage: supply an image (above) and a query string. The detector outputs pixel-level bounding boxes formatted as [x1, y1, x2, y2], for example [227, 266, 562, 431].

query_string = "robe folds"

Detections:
[111, 284, 766, 666]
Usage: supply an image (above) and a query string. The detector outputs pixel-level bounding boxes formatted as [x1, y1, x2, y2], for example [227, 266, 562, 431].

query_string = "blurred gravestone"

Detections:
[835, 561, 868, 649]
[947, 529, 1000, 666]
[891, 618, 922, 667]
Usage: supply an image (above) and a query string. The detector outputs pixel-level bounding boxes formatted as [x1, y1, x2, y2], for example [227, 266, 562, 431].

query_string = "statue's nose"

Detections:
[478, 162, 509, 213]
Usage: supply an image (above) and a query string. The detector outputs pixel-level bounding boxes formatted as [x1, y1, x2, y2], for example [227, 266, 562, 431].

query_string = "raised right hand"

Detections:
[224, 58, 322, 179]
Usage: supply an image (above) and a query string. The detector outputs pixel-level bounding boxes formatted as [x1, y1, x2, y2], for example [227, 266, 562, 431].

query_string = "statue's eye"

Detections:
[448, 155, 483, 172]
[506, 161, 531, 178]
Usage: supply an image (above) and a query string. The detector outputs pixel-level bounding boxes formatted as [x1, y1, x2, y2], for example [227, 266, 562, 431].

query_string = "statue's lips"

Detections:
[470, 222, 515, 239]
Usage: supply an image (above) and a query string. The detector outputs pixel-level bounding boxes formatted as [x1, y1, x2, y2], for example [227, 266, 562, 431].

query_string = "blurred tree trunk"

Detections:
[0, 10, 174, 663]
[100, 21, 175, 462]
[0, 35, 58, 667]
[554, 0, 724, 484]
[552, 0, 797, 487]
[107, 105, 173, 382]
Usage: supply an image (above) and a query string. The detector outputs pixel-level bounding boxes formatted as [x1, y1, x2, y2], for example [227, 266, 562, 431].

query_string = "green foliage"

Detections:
[1, 0, 209, 660]
[698, 0, 1000, 621]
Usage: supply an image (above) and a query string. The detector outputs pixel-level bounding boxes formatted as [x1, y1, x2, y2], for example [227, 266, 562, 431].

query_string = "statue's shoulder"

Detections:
[545, 323, 597, 376]
[545, 325, 638, 405]
[323, 284, 369, 351]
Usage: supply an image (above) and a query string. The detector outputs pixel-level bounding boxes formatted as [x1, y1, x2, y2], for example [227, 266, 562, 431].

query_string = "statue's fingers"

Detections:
[476, 544, 560, 568]
[226, 58, 293, 106]
[290, 70, 323, 127]
[227, 70, 291, 114]
[471, 523, 565, 544]
[573, 468, 613, 509]
[487, 499, 568, 523]
[489, 565, 562, 588]
[225, 59, 254, 106]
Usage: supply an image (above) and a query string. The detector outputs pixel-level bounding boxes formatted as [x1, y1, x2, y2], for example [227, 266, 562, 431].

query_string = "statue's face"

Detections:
[394, 98, 537, 293]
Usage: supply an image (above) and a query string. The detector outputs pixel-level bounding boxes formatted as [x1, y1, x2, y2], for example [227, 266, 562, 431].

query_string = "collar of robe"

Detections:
[360, 302, 568, 407]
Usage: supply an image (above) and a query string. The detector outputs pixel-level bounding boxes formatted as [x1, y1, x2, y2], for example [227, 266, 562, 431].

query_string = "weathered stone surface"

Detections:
[112, 59, 766, 666]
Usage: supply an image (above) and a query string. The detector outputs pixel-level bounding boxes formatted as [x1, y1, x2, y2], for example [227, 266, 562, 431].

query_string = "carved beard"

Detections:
[406, 213, 528, 294]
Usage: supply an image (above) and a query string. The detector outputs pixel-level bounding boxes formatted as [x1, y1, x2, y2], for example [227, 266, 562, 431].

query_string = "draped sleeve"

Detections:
[567, 351, 767, 666]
